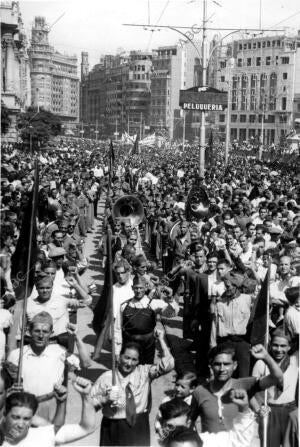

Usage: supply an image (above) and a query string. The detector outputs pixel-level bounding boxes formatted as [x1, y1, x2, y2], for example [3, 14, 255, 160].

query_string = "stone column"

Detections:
[4, 34, 16, 92]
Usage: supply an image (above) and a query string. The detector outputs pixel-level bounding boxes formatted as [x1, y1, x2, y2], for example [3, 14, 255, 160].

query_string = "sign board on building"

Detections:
[179, 86, 228, 111]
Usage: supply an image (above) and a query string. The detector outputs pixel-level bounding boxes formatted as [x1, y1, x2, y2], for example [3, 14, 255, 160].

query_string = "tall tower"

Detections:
[31, 16, 49, 46]
[81, 52, 89, 80]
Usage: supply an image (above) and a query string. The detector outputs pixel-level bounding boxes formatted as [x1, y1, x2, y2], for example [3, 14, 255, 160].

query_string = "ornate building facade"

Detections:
[1, 1, 31, 141]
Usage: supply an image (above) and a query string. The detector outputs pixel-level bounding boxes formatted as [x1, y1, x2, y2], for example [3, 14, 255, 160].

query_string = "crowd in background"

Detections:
[0, 138, 299, 446]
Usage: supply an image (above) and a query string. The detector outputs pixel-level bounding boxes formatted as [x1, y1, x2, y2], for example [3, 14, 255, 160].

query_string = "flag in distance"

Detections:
[247, 269, 269, 346]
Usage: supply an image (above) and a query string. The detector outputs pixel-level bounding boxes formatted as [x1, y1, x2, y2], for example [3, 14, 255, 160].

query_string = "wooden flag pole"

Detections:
[263, 260, 271, 447]
[17, 159, 39, 386]
[107, 227, 116, 386]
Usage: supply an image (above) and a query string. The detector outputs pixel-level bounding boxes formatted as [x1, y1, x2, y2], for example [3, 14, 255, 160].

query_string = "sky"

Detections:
[19, 0, 300, 69]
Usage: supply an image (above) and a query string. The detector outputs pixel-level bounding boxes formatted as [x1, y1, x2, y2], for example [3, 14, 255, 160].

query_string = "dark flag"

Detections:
[247, 270, 269, 345]
[92, 228, 113, 359]
[205, 130, 213, 165]
[248, 184, 261, 201]
[11, 161, 39, 301]
[109, 139, 115, 166]
[132, 135, 139, 155]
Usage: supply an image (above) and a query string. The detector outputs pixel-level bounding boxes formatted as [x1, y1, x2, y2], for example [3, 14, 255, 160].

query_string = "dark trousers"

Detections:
[195, 318, 212, 378]
[93, 199, 99, 218]
[258, 402, 297, 447]
[100, 413, 150, 446]
[217, 335, 250, 377]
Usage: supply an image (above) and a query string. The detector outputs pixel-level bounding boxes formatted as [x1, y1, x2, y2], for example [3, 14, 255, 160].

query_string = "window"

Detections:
[281, 97, 287, 110]
[220, 76, 225, 82]
[220, 61, 227, 68]
[276, 56, 279, 65]
[219, 114, 225, 123]
[244, 44, 247, 50]
[249, 115, 256, 123]
[283, 72, 288, 80]
[247, 58, 251, 66]
[231, 115, 237, 123]
[237, 58, 242, 67]
[267, 41, 271, 47]
[239, 44, 242, 50]
[258, 42, 261, 48]
[240, 115, 246, 122]
[256, 57, 261, 66]
[281, 57, 290, 64]
[253, 42, 256, 49]
[248, 43, 252, 49]
[268, 115, 275, 123]
[266, 56, 271, 65]
[262, 41, 266, 48]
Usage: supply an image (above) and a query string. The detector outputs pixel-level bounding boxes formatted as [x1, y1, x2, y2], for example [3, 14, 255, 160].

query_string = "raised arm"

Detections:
[55, 377, 96, 445]
[149, 328, 174, 380]
[250, 344, 283, 389]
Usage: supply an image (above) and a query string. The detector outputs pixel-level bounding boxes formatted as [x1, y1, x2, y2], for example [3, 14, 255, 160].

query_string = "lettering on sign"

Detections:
[182, 103, 225, 111]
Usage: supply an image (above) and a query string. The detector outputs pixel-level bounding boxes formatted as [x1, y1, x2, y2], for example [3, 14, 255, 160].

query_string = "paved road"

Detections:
[64, 196, 177, 446]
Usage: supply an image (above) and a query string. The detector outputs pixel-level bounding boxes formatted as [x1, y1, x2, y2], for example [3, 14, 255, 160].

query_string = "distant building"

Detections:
[29, 16, 79, 127]
[1, 1, 31, 141]
[211, 33, 300, 144]
[80, 51, 152, 138]
[150, 43, 202, 140]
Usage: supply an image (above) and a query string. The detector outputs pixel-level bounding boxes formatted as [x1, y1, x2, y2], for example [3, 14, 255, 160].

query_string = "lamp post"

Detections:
[225, 57, 235, 165]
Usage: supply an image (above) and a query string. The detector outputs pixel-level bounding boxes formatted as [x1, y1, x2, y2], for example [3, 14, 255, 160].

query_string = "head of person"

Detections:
[52, 230, 64, 247]
[278, 255, 291, 277]
[246, 222, 256, 237]
[159, 398, 193, 441]
[253, 236, 265, 256]
[127, 232, 138, 247]
[132, 255, 148, 276]
[207, 253, 218, 273]
[163, 427, 203, 447]
[0, 367, 13, 416]
[36, 277, 53, 302]
[3, 392, 38, 444]
[217, 259, 231, 279]
[194, 249, 206, 268]
[179, 221, 188, 237]
[118, 341, 140, 376]
[208, 343, 237, 383]
[222, 272, 243, 298]
[232, 225, 242, 240]
[239, 234, 249, 252]
[132, 275, 146, 300]
[121, 243, 136, 263]
[269, 329, 291, 362]
[113, 259, 131, 285]
[42, 260, 57, 280]
[121, 220, 132, 236]
[48, 247, 66, 268]
[174, 371, 198, 399]
[285, 286, 300, 310]
[29, 311, 53, 351]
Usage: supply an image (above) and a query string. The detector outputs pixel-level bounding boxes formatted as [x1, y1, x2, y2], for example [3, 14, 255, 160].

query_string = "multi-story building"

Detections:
[29, 16, 79, 127]
[150, 42, 201, 140]
[80, 51, 152, 138]
[212, 33, 300, 144]
[1, 1, 31, 141]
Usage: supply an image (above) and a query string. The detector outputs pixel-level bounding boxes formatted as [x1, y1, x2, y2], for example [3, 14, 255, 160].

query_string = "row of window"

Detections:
[227, 113, 288, 123]
[238, 40, 281, 51]
[133, 73, 149, 80]
[236, 56, 290, 67]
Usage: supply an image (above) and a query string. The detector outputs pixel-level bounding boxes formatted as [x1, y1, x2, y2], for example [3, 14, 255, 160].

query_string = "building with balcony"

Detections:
[1, 1, 31, 141]
[211, 33, 300, 145]
[150, 42, 202, 140]
[29, 16, 79, 127]
[80, 51, 152, 138]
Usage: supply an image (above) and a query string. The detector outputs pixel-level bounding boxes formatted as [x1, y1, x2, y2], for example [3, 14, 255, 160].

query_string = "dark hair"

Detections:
[217, 258, 231, 267]
[208, 342, 236, 363]
[176, 371, 198, 388]
[159, 398, 191, 422]
[5, 392, 38, 416]
[164, 427, 203, 447]
[120, 341, 141, 358]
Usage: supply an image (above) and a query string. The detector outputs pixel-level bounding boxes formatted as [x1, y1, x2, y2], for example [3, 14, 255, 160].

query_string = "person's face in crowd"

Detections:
[172, 210, 179, 220]
[132, 283, 146, 300]
[123, 223, 132, 235]
[194, 250, 206, 267]
[135, 261, 147, 276]
[227, 233, 235, 246]
[114, 222, 121, 234]
[210, 231, 218, 241]
[270, 336, 290, 362]
[256, 227, 264, 238]
[233, 227, 241, 240]
[4, 235, 13, 248]
[68, 224, 75, 235]
[161, 413, 191, 437]
[115, 267, 129, 285]
[279, 256, 291, 276]
[36, 236, 43, 248]
[219, 227, 226, 238]
[211, 353, 237, 383]
[210, 198, 216, 206]
[30, 322, 52, 350]
[43, 266, 57, 280]
[175, 379, 193, 399]
[3, 405, 34, 444]
[53, 254, 65, 268]
[128, 234, 138, 247]
[119, 347, 139, 376]
[180, 223, 188, 237]
[239, 235, 249, 252]
[51, 189, 57, 198]
[217, 262, 231, 279]
[273, 212, 283, 226]
[55, 210, 63, 221]
[68, 245, 77, 258]
[165, 205, 171, 217]
[262, 253, 270, 268]
[36, 281, 52, 302]
[207, 257, 218, 273]
[53, 231, 64, 246]
[259, 208, 268, 220]
[264, 221, 273, 233]
[223, 278, 237, 298]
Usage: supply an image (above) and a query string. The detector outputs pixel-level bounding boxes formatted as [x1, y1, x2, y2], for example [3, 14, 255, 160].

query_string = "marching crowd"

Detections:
[0, 138, 299, 447]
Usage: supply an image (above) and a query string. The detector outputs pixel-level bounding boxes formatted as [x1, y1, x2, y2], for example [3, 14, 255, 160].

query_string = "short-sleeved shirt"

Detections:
[191, 377, 259, 433]
[3, 425, 55, 446]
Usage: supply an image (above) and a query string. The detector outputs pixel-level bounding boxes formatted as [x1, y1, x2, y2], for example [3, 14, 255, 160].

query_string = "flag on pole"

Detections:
[109, 139, 115, 166]
[11, 162, 39, 301]
[247, 270, 269, 345]
[92, 228, 114, 360]
[131, 135, 139, 155]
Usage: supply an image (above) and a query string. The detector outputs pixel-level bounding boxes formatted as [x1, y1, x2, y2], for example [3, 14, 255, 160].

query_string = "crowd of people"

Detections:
[0, 138, 299, 447]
